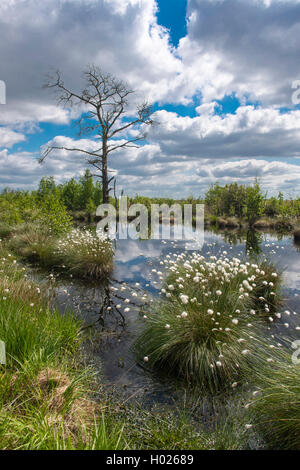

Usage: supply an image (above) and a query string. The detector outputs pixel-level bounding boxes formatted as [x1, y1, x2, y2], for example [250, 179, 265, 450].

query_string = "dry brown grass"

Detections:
[10, 366, 99, 439]
[36, 368, 99, 438]
[0, 276, 45, 306]
[8, 226, 58, 265]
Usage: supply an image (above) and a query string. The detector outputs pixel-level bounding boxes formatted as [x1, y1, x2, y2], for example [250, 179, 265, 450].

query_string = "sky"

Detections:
[1, 0, 300, 197]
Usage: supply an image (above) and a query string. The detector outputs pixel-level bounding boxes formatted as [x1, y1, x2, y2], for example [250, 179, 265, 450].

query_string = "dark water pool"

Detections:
[52, 227, 300, 404]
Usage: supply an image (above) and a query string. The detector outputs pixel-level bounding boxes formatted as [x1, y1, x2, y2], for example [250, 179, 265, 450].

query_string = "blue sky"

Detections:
[156, 0, 243, 117]
[1, 0, 300, 197]
[156, 0, 187, 47]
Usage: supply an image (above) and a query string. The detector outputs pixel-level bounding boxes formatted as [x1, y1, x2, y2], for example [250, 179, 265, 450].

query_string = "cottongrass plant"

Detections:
[7, 225, 114, 279]
[55, 228, 114, 279]
[135, 251, 282, 391]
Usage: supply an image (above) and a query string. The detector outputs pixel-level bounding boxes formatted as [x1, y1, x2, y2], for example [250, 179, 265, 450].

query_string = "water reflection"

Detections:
[294, 238, 300, 252]
[246, 230, 263, 255]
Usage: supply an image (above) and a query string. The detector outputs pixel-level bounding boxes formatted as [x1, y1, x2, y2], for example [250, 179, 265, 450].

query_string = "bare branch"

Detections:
[107, 134, 147, 154]
[44, 70, 96, 108]
[39, 146, 102, 164]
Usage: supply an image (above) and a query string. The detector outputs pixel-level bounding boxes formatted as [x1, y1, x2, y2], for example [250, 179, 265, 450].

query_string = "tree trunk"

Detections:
[102, 137, 109, 204]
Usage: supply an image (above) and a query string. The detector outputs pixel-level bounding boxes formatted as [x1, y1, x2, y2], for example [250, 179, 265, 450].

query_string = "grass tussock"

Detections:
[135, 252, 282, 391]
[247, 349, 300, 450]
[253, 218, 295, 231]
[55, 228, 114, 279]
[6, 224, 114, 279]
[8, 224, 58, 266]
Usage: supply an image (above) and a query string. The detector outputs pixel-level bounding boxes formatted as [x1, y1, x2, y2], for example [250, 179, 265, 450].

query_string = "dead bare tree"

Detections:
[40, 65, 153, 203]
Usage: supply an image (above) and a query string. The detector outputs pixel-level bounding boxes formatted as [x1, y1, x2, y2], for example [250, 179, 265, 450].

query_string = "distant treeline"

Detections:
[0, 174, 299, 230]
[0, 169, 102, 232]
[37, 169, 103, 212]
[204, 181, 300, 221]
[0, 170, 102, 227]
[129, 181, 300, 226]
